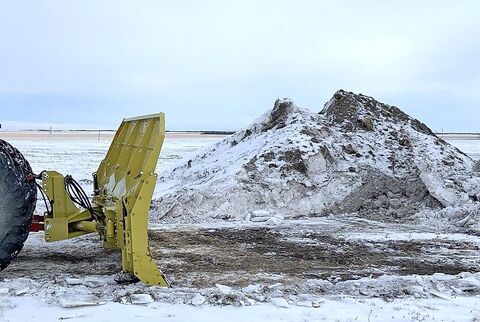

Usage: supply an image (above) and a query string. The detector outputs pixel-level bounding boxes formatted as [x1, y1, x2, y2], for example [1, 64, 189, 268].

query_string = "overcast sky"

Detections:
[0, 1, 479, 132]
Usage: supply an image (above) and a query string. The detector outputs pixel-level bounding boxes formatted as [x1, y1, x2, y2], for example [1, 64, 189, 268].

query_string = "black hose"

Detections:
[34, 179, 52, 216]
[33, 172, 102, 221]
[64, 175, 103, 221]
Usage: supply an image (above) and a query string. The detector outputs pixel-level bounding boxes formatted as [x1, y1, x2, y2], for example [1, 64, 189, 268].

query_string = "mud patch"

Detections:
[149, 225, 480, 288]
[2, 234, 120, 280]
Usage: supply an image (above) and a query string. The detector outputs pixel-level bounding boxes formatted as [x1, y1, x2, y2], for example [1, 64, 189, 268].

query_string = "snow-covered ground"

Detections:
[2, 216, 480, 321]
[3, 296, 480, 322]
[6, 136, 221, 197]
[0, 134, 479, 322]
[7, 135, 222, 181]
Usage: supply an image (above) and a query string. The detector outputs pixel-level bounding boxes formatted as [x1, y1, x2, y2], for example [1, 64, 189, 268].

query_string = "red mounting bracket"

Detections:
[30, 214, 44, 232]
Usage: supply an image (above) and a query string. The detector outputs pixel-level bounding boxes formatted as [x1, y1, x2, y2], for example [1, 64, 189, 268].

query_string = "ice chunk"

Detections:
[271, 297, 289, 308]
[191, 293, 206, 306]
[267, 214, 284, 225]
[216, 284, 234, 295]
[242, 284, 262, 294]
[83, 276, 115, 288]
[418, 168, 459, 206]
[130, 294, 154, 305]
[65, 278, 83, 286]
[14, 288, 29, 296]
[252, 210, 270, 218]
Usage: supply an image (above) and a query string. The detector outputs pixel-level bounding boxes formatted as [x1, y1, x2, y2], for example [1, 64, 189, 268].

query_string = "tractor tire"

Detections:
[0, 139, 37, 271]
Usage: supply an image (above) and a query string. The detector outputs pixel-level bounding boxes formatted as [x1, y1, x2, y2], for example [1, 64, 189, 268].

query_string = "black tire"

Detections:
[0, 139, 37, 271]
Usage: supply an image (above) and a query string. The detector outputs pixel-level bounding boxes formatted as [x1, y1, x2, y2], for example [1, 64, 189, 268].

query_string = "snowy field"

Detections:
[445, 139, 480, 161]
[6, 135, 479, 194]
[0, 134, 479, 322]
[6, 134, 223, 185]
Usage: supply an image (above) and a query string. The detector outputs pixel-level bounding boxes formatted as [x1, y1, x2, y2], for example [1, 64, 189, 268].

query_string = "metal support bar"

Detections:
[71, 221, 98, 233]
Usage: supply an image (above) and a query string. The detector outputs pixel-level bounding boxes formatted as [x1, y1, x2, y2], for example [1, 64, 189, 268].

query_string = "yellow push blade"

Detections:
[96, 113, 168, 286]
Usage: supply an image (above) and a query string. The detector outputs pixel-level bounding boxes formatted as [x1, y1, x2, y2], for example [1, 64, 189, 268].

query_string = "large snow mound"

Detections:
[152, 90, 480, 230]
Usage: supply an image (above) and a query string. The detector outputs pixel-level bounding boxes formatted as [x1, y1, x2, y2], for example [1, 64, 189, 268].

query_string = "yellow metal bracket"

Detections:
[41, 171, 93, 241]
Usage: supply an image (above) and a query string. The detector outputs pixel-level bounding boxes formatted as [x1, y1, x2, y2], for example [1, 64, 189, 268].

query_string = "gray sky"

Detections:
[0, 1, 479, 132]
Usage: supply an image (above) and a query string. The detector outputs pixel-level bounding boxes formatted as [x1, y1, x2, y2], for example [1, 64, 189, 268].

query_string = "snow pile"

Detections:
[152, 90, 480, 230]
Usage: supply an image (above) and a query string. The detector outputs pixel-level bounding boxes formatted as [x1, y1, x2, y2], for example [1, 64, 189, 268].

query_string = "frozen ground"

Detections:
[3, 218, 480, 321]
[0, 134, 479, 321]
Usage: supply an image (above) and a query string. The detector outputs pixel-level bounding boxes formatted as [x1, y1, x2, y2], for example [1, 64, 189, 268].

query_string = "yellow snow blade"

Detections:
[40, 113, 168, 286]
[94, 113, 168, 286]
